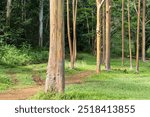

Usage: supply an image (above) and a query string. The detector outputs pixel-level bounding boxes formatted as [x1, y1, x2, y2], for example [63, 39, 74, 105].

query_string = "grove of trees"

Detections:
[0, 0, 150, 93]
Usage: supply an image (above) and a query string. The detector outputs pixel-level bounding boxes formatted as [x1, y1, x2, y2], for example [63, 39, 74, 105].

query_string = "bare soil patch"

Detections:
[0, 70, 94, 100]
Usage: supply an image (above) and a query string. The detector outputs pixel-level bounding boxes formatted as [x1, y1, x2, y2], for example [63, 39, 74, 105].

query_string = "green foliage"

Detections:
[0, 75, 12, 91]
[0, 0, 150, 56]
[147, 48, 150, 57]
[0, 75, 12, 85]
[0, 45, 32, 65]
[0, 44, 49, 66]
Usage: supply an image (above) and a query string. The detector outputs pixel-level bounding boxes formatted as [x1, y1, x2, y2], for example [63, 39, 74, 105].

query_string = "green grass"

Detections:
[1, 53, 150, 99]
[32, 54, 150, 100]
[0, 53, 91, 92]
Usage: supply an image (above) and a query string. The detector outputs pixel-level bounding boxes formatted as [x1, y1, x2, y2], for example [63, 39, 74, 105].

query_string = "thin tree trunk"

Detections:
[96, 0, 101, 73]
[85, 12, 90, 45]
[45, 0, 65, 93]
[74, 0, 78, 60]
[21, 0, 24, 21]
[67, 0, 74, 69]
[92, 10, 94, 53]
[128, 0, 133, 69]
[39, 0, 44, 47]
[136, 0, 141, 73]
[6, 0, 12, 25]
[105, 0, 110, 71]
[72, 0, 78, 62]
[122, 0, 125, 65]
[102, 3, 106, 64]
[142, 0, 146, 62]
[24, 0, 26, 20]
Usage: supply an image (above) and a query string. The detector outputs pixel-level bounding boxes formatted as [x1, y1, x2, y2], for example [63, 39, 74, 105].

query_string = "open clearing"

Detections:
[0, 54, 150, 100]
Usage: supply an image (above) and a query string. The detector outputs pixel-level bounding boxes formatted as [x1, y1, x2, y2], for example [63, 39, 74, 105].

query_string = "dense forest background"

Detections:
[0, 0, 150, 66]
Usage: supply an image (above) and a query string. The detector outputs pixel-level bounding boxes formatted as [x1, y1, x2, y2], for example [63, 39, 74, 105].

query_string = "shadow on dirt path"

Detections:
[0, 70, 94, 100]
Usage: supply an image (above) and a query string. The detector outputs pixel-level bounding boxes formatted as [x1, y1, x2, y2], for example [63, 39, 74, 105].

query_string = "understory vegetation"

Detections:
[0, 53, 150, 99]
[0, 44, 49, 66]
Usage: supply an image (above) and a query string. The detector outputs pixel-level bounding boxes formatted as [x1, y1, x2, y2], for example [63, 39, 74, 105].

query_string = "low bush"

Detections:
[0, 44, 48, 66]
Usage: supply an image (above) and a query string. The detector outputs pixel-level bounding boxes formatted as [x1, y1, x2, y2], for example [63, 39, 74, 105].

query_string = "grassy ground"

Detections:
[0, 53, 92, 92]
[33, 54, 150, 100]
[1, 53, 150, 99]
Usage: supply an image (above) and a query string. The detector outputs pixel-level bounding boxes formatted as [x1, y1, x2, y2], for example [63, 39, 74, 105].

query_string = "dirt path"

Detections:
[0, 71, 94, 100]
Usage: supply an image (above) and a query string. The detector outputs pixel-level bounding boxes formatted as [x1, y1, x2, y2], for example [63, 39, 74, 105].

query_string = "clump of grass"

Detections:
[0, 75, 13, 91]
[30, 91, 93, 100]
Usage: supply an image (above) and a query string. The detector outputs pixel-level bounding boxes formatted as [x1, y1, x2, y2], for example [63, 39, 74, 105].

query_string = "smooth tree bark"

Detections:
[136, 0, 141, 73]
[96, 0, 101, 73]
[102, 3, 106, 64]
[45, 0, 65, 93]
[6, 0, 12, 25]
[122, 0, 125, 65]
[142, 0, 146, 62]
[96, 0, 105, 73]
[105, 0, 111, 71]
[128, 0, 133, 69]
[56, 0, 65, 93]
[67, 0, 74, 69]
[39, 0, 44, 47]
[66, 0, 78, 69]
[72, 0, 78, 62]
[91, 10, 95, 54]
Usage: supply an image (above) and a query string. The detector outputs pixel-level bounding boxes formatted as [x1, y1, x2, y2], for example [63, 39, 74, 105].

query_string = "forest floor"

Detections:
[0, 70, 94, 100]
[0, 53, 150, 100]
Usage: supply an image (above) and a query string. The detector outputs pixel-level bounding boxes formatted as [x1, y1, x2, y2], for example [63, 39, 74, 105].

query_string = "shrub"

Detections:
[0, 44, 49, 66]
[0, 45, 31, 65]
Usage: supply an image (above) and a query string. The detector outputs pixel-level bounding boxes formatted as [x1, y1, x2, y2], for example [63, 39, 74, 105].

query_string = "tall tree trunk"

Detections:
[92, 10, 95, 54]
[105, 0, 110, 71]
[136, 0, 141, 73]
[122, 0, 125, 65]
[56, 0, 65, 93]
[85, 12, 90, 45]
[21, 0, 26, 21]
[45, 0, 65, 93]
[102, 3, 106, 64]
[142, 0, 146, 62]
[72, 0, 78, 62]
[128, 0, 133, 69]
[67, 0, 74, 69]
[39, 0, 44, 47]
[21, 0, 24, 21]
[96, 0, 101, 73]
[6, 0, 12, 25]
